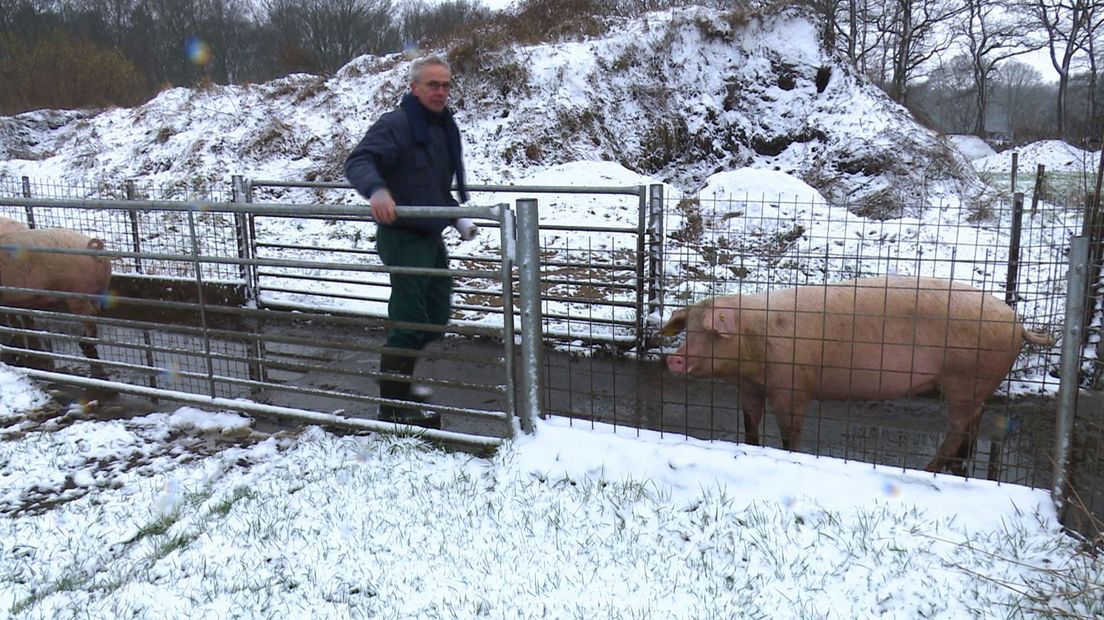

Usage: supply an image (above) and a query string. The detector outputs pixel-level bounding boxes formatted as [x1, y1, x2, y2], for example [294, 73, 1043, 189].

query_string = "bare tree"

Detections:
[1023, 0, 1101, 137]
[307, 0, 397, 71]
[193, 0, 258, 84]
[795, 0, 845, 52]
[1080, 3, 1104, 136]
[911, 55, 978, 132]
[261, 0, 398, 74]
[995, 60, 1049, 142]
[0, 0, 63, 37]
[60, 0, 138, 48]
[835, 0, 893, 80]
[884, 0, 968, 103]
[400, 0, 490, 47]
[955, 0, 1043, 135]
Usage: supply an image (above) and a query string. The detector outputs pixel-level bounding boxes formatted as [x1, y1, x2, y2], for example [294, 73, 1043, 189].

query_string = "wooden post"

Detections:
[20, 176, 35, 227]
[1004, 193, 1024, 307]
[1030, 164, 1044, 214]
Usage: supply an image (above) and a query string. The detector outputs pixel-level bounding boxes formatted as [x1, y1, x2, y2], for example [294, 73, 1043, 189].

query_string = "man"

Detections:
[345, 54, 476, 429]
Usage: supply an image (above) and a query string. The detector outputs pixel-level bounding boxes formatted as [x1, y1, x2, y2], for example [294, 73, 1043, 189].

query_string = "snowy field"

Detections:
[0, 365, 1101, 619]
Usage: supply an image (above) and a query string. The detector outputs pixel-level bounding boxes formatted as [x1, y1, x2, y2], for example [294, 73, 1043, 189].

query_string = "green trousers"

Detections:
[376, 225, 452, 350]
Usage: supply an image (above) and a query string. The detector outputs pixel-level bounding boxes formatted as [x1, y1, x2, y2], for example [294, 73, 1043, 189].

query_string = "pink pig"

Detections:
[662, 276, 1055, 475]
[0, 218, 114, 376]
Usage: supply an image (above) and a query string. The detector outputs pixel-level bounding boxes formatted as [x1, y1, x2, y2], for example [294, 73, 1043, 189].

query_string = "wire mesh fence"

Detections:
[1, 176, 1101, 533]
[548, 190, 1079, 491]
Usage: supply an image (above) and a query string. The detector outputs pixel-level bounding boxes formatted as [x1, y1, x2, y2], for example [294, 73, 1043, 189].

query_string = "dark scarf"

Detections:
[401, 93, 469, 203]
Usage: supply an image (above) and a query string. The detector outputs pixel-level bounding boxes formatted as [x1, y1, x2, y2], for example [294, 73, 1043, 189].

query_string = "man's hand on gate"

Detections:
[370, 189, 397, 224]
[454, 218, 479, 240]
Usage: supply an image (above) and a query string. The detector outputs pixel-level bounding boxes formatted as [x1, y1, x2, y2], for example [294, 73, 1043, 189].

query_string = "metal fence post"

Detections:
[186, 207, 218, 398]
[515, 198, 542, 433]
[499, 203, 521, 435]
[635, 186, 648, 353]
[125, 179, 159, 397]
[648, 183, 665, 323]
[1053, 235, 1089, 513]
[231, 175, 257, 307]
[1030, 164, 1045, 214]
[231, 175, 265, 387]
[1004, 192, 1024, 306]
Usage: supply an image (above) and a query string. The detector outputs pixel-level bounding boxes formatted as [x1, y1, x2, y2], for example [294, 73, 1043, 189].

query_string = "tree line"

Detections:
[1, 0, 1102, 146]
[0, 0, 489, 114]
[806, 0, 1104, 146]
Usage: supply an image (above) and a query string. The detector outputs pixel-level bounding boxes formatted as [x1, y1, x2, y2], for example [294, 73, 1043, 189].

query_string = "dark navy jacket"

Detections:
[344, 94, 468, 235]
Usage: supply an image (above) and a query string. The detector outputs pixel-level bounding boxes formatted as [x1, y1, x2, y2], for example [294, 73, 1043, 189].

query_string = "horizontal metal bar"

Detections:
[249, 179, 645, 197]
[254, 284, 390, 301]
[254, 243, 377, 256]
[17, 368, 507, 449]
[254, 274, 389, 288]
[537, 278, 637, 291]
[8, 345, 505, 419]
[1, 196, 507, 222]
[532, 223, 639, 234]
[259, 278, 635, 303]
[540, 312, 637, 327]
[540, 294, 636, 308]
[0, 344, 100, 368]
[0, 285, 104, 303]
[535, 259, 637, 271]
[0, 242, 114, 258]
[97, 246, 505, 280]
[133, 360, 506, 411]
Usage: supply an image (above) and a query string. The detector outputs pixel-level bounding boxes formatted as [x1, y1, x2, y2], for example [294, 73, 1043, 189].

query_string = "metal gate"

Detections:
[0, 193, 537, 449]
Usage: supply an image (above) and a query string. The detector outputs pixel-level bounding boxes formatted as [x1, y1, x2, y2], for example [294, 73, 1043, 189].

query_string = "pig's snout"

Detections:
[666, 352, 688, 374]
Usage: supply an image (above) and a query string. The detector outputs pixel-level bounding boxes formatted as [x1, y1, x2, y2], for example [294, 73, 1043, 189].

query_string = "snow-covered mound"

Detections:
[947, 134, 997, 160]
[974, 139, 1099, 174]
[698, 168, 824, 203]
[0, 5, 982, 217]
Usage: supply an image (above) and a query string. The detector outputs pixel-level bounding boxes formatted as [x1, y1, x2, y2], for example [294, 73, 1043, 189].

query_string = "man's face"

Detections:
[412, 64, 452, 113]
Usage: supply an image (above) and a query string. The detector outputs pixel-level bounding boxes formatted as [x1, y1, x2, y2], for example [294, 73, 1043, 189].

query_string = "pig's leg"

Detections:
[951, 411, 985, 476]
[68, 299, 106, 378]
[79, 320, 107, 379]
[927, 413, 975, 475]
[768, 387, 811, 451]
[927, 380, 986, 475]
[13, 314, 53, 369]
[738, 380, 766, 446]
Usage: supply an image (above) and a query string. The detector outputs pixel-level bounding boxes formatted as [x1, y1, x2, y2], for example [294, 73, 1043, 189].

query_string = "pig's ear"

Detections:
[705, 306, 739, 334]
[660, 308, 689, 336]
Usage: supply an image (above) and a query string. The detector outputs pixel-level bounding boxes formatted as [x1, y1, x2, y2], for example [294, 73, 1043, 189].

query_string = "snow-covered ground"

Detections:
[0, 363, 1100, 619]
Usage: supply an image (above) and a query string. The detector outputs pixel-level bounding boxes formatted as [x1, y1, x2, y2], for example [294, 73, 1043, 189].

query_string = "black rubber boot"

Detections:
[378, 352, 441, 429]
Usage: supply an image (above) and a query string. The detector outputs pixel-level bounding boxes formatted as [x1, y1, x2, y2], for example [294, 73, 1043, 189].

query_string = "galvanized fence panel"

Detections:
[0, 192, 522, 448]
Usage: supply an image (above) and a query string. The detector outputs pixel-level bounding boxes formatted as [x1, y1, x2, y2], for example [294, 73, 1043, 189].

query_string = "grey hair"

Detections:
[409, 55, 451, 83]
